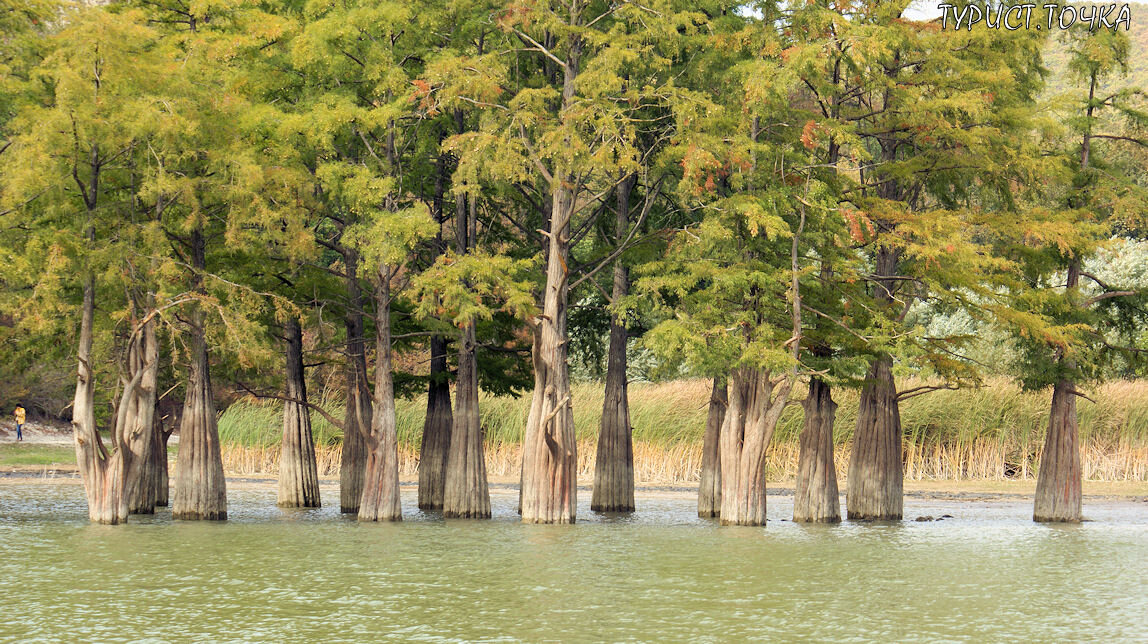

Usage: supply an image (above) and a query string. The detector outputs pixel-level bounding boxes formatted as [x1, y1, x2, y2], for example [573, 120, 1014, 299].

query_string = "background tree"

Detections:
[995, 25, 1147, 522]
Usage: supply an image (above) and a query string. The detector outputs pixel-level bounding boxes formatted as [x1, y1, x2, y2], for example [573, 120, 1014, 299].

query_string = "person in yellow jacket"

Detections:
[14, 405, 25, 441]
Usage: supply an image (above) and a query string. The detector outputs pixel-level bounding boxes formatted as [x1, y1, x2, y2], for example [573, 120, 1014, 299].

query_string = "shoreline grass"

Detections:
[217, 377, 1148, 482]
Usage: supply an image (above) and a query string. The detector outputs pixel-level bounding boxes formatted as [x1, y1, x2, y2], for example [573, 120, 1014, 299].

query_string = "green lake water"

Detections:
[1, 480, 1146, 642]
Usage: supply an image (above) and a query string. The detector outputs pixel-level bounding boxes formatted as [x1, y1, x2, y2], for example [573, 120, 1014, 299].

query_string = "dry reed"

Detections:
[216, 377, 1148, 483]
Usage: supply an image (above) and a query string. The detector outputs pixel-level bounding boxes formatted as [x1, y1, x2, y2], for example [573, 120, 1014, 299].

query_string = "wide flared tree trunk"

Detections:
[340, 247, 372, 513]
[591, 312, 633, 512]
[698, 378, 727, 518]
[847, 355, 903, 520]
[719, 368, 793, 526]
[794, 377, 840, 523]
[1034, 383, 1083, 522]
[418, 335, 453, 511]
[278, 318, 321, 508]
[358, 267, 402, 522]
[592, 175, 636, 513]
[443, 322, 491, 518]
[171, 313, 227, 520]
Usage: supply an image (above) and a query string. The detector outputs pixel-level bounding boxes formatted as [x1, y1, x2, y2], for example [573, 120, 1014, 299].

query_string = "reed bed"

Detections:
[216, 377, 1148, 482]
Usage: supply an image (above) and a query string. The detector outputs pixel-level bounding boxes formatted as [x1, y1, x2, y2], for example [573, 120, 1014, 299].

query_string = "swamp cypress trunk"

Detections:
[418, 335, 453, 510]
[520, 36, 582, 525]
[358, 267, 402, 522]
[718, 368, 793, 526]
[418, 144, 455, 511]
[592, 175, 636, 513]
[340, 247, 371, 513]
[278, 318, 321, 508]
[794, 377, 840, 523]
[136, 402, 167, 513]
[846, 355, 902, 520]
[73, 282, 161, 523]
[591, 312, 633, 512]
[151, 409, 171, 507]
[123, 314, 160, 515]
[443, 322, 491, 518]
[172, 230, 227, 521]
[1034, 379, 1082, 522]
[520, 188, 577, 524]
[171, 318, 227, 520]
[1034, 253, 1084, 521]
[698, 378, 727, 518]
[72, 278, 125, 524]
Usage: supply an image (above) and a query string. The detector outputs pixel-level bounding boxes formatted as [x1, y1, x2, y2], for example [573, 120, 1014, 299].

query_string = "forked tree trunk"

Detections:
[358, 267, 402, 522]
[794, 377, 840, 523]
[519, 37, 581, 526]
[718, 367, 793, 526]
[278, 318, 321, 508]
[171, 312, 227, 520]
[847, 356, 903, 520]
[418, 335, 453, 510]
[1034, 383, 1083, 522]
[340, 247, 371, 513]
[698, 378, 727, 518]
[443, 322, 490, 518]
[592, 175, 635, 513]
[73, 280, 161, 524]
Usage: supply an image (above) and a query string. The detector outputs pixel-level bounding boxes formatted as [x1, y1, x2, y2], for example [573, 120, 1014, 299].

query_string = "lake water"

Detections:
[1, 480, 1146, 642]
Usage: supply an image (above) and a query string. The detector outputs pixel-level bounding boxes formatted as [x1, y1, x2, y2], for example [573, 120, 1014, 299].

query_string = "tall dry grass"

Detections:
[216, 378, 1148, 482]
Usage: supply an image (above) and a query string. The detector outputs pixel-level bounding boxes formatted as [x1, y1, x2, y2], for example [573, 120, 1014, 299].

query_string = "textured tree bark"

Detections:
[150, 410, 171, 508]
[278, 318, 321, 508]
[794, 377, 840, 523]
[340, 247, 371, 513]
[419, 145, 455, 511]
[73, 280, 161, 523]
[358, 266, 402, 522]
[443, 322, 491, 518]
[72, 279, 125, 524]
[718, 368, 792, 526]
[698, 378, 727, 518]
[1034, 379, 1082, 522]
[172, 229, 227, 521]
[520, 188, 578, 524]
[122, 313, 159, 515]
[519, 35, 581, 526]
[846, 356, 903, 520]
[418, 335, 453, 511]
[171, 314, 228, 520]
[592, 175, 635, 513]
